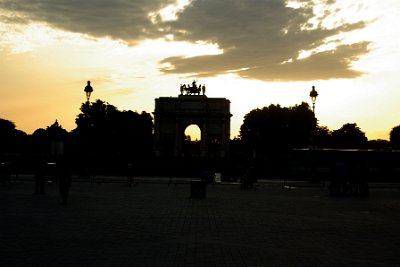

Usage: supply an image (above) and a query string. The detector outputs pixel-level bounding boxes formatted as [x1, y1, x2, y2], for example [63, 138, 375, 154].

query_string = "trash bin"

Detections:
[190, 180, 207, 199]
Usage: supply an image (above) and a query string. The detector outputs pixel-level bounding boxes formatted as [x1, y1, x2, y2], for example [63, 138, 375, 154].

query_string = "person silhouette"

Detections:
[34, 160, 46, 195]
[57, 158, 71, 205]
[127, 163, 134, 187]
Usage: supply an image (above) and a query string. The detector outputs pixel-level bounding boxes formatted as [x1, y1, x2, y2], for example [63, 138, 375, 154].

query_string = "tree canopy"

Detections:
[74, 100, 153, 158]
[390, 125, 400, 149]
[331, 123, 367, 148]
[31, 120, 69, 154]
[240, 102, 316, 154]
[0, 118, 27, 153]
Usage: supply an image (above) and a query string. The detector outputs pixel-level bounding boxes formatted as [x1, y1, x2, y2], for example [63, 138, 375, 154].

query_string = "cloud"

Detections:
[0, 0, 175, 43]
[160, 0, 372, 81]
[0, 0, 372, 81]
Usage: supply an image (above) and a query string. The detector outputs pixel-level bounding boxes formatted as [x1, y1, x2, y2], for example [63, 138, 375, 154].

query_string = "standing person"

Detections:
[57, 158, 71, 205]
[34, 160, 46, 195]
[127, 163, 134, 187]
[242, 165, 255, 189]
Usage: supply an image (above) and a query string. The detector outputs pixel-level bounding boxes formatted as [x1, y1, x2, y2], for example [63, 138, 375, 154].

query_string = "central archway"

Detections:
[183, 124, 201, 157]
[184, 124, 201, 141]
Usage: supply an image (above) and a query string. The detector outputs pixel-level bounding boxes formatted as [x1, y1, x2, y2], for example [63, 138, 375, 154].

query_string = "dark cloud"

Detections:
[160, 0, 371, 81]
[0, 0, 372, 81]
[0, 0, 175, 42]
[237, 42, 370, 81]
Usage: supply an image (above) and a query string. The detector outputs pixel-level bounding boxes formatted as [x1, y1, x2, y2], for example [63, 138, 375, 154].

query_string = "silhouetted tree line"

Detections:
[0, 119, 29, 154]
[32, 120, 68, 154]
[72, 100, 153, 160]
[240, 102, 316, 155]
[0, 100, 153, 169]
[236, 103, 393, 158]
[317, 123, 368, 149]
[1, 100, 399, 164]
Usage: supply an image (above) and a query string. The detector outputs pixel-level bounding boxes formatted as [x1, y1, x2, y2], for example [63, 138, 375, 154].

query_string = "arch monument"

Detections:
[154, 82, 231, 157]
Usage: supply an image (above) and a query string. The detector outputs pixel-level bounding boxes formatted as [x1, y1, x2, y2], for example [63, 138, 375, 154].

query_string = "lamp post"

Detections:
[309, 85, 318, 115]
[309, 86, 319, 183]
[84, 81, 93, 103]
[309, 86, 318, 150]
[83, 81, 93, 182]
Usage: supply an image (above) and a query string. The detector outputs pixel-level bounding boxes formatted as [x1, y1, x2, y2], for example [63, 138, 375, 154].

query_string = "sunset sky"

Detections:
[1, 0, 400, 140]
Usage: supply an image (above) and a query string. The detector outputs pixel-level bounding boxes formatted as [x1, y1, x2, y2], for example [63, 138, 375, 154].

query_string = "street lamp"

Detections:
[83, 81, 93, 182]
[309, 86, 319, 181]
[309, 85, 318, 114]
[309, 85, 318, 152]
[84, 81, 93, 102]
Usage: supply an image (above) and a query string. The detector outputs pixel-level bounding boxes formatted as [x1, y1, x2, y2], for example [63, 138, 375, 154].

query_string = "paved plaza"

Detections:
[1, 179, 400, 266]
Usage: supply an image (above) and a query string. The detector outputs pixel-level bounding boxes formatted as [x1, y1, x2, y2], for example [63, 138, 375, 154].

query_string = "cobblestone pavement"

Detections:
[1, 180, 400, 266]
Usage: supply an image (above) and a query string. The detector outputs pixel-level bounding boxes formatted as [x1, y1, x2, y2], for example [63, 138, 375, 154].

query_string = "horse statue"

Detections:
[180, 80, 205, 95]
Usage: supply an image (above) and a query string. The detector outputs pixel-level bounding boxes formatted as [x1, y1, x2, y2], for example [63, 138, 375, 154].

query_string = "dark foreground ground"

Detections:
[1, 179, 400, 267]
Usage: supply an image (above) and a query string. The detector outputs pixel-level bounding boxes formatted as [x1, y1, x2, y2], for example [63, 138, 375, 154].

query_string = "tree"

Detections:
[390, 125, 400, 149]
[240, 102, 316, 155]
[331, 123, 367, 148]
[75, 100, 119, 135]
[0, 118, 16, 137]
[288, 102, 317, 148]
[315, 125, 332, 148]
[74, 100, 153, 159]
[368, 139, 390, 150]
[31, 120, 69, 154]
[46, 120, 68, 141]
[0, 118, 27, 153]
